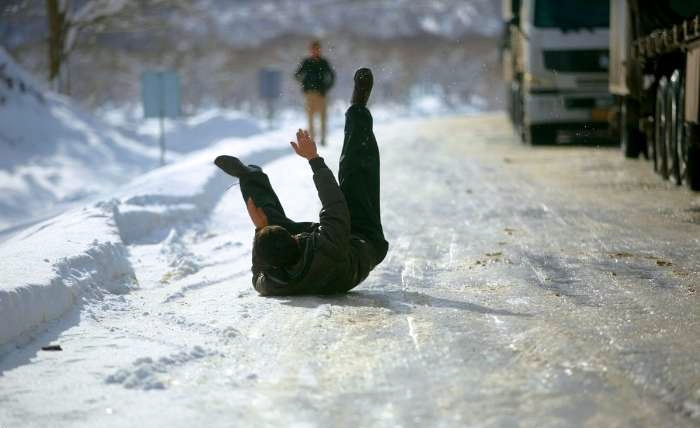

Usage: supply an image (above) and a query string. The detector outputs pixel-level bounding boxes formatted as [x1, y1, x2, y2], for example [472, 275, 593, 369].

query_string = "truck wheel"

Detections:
[526, 124, 557, 145]
[515, 84, 526, 143]
[685, 123, 700, 191]
[621, 97, 643, 158]
[506, 83, 514, 124]
[654, 77, 669, 178]
[669, 70, 684, 185]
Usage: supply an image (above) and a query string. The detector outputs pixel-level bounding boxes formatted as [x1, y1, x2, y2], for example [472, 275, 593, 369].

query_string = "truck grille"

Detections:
[543, 49, 610, 73]
[565, 98, 596, 109]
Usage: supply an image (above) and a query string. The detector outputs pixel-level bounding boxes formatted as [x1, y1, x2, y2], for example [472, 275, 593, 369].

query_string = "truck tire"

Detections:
[526, 124, 557, 145]
[685, 123, 700, 191]
[654, 77, 669, 178]
[621, 97, 643, 158]
[515, 83, 526, 143]
[669, 70, 684, 185]
[506, 83, 515, 124]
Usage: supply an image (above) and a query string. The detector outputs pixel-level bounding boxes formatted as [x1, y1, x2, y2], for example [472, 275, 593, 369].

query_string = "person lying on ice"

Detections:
[214, 68, 389, 296]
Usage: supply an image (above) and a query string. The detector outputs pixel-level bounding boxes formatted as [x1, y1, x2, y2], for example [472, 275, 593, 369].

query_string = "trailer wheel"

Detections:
[621, 97, 643, 158]
[654, 77, 669, 178]
[669, 70, 684, 185]
[685, 123, 700, 191]
[515, 83, 526, 143]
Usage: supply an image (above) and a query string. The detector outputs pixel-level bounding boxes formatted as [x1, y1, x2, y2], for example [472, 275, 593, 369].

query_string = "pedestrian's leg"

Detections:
[320, 96, 328, 146]
[305, 93, 315, 142]
[239, 168, 310, 234]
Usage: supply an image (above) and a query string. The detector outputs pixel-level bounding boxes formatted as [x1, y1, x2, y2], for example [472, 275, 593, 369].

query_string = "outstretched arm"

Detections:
[290, 130, 351, 251]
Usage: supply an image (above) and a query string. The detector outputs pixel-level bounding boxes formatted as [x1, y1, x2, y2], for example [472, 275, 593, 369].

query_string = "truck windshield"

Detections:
[534, 0, 609, 29]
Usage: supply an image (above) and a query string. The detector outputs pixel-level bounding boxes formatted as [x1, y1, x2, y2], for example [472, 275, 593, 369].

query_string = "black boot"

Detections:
[214, 155, 254, 178]
[351, 68, 373, 106]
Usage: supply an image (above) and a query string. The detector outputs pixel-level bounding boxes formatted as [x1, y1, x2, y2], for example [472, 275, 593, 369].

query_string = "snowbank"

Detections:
[0, 47, 160, 231]
[100, 107, 263, 155]
[111, 129, 290, 244]
[0, 123, 292, 347]
[0, 201, 135, 347]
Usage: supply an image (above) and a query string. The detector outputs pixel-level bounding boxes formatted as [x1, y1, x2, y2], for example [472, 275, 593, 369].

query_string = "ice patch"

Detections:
[105, 346, 216, 390]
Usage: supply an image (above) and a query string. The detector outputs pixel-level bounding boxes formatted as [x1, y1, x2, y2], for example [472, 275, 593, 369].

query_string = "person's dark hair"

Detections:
[351, 68, 373, 106]
[254, 225, 301, 268]
[310, 40, 321, 49]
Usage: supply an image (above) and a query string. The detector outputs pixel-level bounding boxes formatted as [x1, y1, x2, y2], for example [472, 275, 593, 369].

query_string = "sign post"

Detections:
[141, 71, 180, 165]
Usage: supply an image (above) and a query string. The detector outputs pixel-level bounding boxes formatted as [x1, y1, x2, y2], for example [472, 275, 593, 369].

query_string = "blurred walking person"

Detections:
[295, 40, 335, 146]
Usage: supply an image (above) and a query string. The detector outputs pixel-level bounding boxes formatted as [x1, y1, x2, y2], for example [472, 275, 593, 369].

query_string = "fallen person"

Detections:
[214, 68, 388, 296]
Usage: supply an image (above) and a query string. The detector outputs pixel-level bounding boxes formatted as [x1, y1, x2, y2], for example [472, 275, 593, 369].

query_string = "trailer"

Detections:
[502, 0, 613, 145]
[609, 0, 700, 190]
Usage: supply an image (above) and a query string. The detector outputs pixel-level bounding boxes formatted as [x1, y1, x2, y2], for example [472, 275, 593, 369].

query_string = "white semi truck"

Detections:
[609, 0, 700, 190]
[502, 0, 613, 144]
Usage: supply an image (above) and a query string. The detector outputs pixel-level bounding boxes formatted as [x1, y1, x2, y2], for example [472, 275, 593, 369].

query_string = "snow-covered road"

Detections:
[1, 113, 699, 427]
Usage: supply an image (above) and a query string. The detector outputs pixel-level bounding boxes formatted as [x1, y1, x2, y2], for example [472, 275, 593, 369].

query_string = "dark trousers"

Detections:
[338, 151, 388, 265]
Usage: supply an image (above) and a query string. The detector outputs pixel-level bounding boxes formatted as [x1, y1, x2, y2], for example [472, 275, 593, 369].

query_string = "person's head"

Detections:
[310, 40, 321, 58]
[253, 225, 301, 268]
[351, 67, 373, 106]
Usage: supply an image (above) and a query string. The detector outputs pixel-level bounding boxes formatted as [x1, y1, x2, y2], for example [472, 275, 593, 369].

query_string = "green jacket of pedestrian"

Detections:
[294, 57, 335, 95]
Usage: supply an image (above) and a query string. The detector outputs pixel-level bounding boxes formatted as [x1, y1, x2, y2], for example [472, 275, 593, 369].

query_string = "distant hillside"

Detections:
[192, 0, 502, 45]
[1, 1, 502, 112]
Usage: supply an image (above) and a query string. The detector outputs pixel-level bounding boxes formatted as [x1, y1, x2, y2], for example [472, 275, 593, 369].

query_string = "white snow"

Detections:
[0, 114, 297, 348]
[0, 47, 164, 231]
[0, 200, 135, 347]
[0, 47, 283, 348]
[102, 107, 263, 155]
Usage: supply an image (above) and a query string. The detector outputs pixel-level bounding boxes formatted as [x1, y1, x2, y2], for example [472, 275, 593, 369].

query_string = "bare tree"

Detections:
[45, 0, 140, 93]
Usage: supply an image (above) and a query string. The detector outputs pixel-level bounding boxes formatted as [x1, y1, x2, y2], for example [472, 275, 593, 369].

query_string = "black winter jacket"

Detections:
[294, 57, 335, 95]
[251, 157, 375, 296]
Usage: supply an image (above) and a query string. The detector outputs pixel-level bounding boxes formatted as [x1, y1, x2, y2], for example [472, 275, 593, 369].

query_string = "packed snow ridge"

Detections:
[0, 47, 279, 350]
[0, 108, 294, 352]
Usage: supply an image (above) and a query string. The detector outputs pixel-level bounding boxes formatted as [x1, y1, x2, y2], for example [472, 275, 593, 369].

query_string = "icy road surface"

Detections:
[1, 113, 700, 427]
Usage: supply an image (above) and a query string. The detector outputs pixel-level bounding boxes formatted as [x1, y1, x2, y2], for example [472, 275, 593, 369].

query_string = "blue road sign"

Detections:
[141, 71, 180, 165]
[141, 71, 180, 119]
[258, 68, 281, 100]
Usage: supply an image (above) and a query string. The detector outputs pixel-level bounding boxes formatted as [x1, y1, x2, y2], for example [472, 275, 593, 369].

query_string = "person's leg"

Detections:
[339, 69, 388, 262]
[238, 167, 310, 235]
[340, 165, 388, 263]
[320, 95, 328, 146]
[305, 93, 315, 142]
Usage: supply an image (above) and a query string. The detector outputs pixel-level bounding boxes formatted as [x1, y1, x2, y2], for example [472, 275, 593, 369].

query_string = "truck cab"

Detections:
[505, 0, 613, 144]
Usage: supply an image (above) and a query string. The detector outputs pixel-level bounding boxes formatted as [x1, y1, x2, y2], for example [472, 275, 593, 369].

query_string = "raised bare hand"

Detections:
[290, 129, 319, 160]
